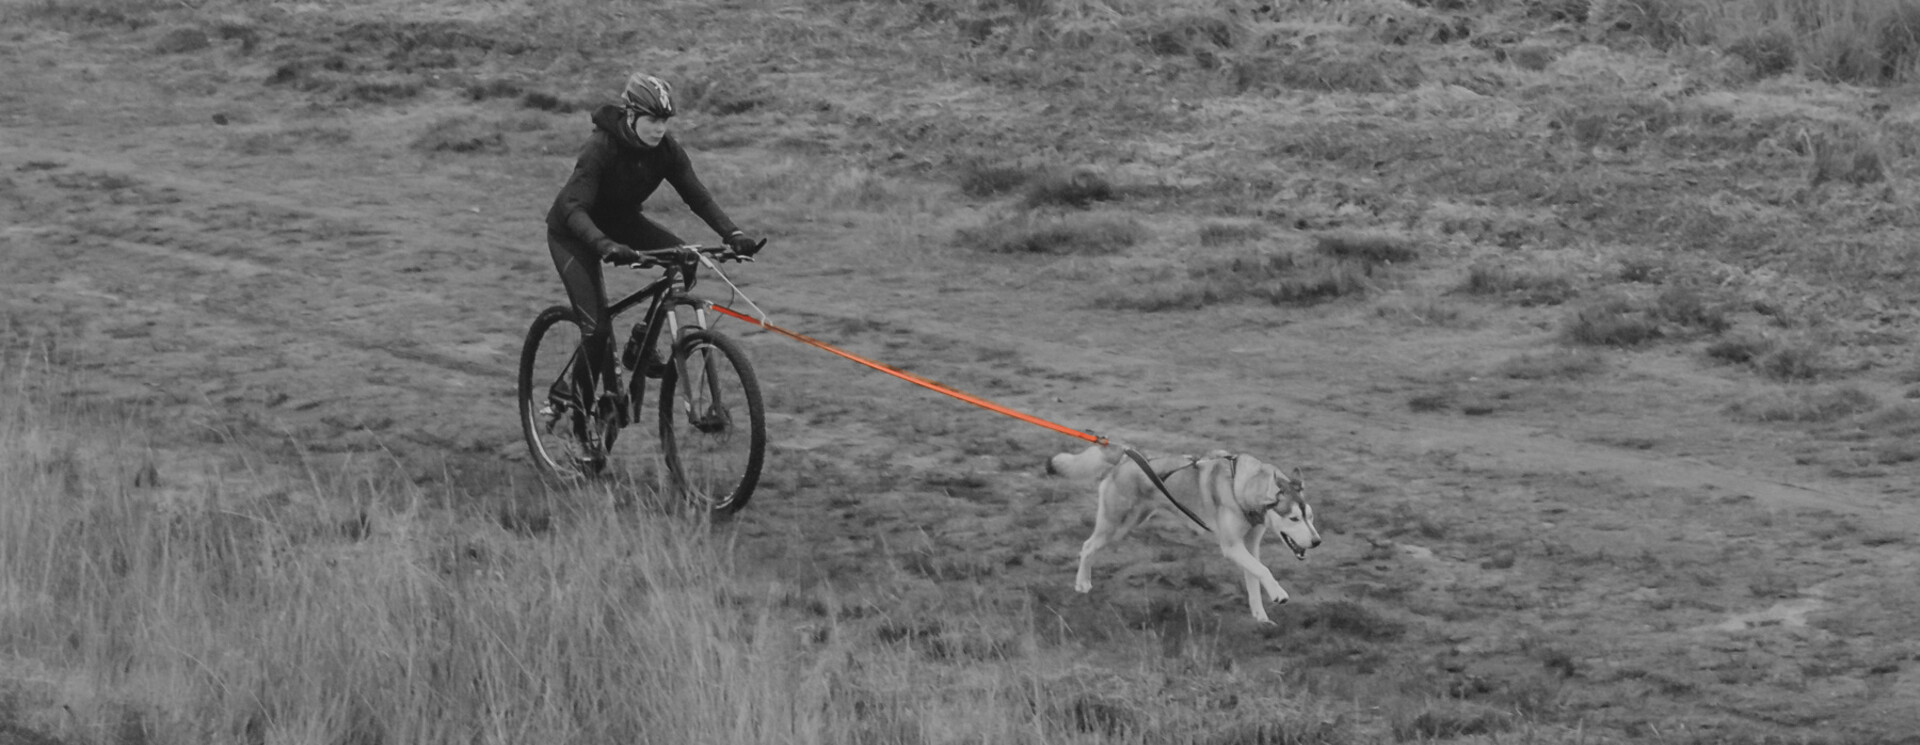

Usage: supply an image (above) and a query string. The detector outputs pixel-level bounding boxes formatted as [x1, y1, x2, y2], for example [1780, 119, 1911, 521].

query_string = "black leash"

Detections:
[1120, 447, 1211, 533]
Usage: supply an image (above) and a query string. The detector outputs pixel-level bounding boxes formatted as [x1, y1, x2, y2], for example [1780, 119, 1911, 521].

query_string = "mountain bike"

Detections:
[517, 244, 766, 515]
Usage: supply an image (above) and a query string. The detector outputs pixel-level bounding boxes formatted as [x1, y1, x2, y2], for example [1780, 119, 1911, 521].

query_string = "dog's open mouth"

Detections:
[1282, 533, 1308, 560]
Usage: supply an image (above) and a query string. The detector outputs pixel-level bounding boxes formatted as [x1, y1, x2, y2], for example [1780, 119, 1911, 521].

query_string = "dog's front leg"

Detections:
[1219, 534, 1287, 622]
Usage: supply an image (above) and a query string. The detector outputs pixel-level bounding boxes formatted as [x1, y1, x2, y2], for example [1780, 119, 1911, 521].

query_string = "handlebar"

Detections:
[621, 244, 753, 270]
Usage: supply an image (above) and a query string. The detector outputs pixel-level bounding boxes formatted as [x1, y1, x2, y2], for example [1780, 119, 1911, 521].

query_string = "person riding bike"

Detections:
[545, 72, 764, 420]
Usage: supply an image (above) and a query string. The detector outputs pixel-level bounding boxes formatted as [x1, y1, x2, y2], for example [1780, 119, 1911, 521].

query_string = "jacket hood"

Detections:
[591, 104, 651, 151]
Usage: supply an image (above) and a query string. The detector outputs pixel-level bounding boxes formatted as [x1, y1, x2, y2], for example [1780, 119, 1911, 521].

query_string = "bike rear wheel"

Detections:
[518, 305, 614, 482]
[657, 328, 766, 515]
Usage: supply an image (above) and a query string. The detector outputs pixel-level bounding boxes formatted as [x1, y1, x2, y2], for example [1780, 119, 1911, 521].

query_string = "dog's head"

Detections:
[1233, 456, 1321, 560]
[1045, 441, 1128, 481]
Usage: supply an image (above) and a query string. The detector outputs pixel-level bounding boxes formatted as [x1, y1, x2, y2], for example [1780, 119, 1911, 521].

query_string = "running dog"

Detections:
[1047, 442, 1320, 624]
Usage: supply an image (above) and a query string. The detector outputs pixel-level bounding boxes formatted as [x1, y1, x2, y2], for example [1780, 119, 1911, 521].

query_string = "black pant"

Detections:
[547, 216, 684, 400]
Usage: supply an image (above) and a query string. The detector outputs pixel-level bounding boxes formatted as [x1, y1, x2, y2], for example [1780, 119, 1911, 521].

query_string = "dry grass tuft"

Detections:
[1806, 125, 1889, 187]
[1457, 262, 1578, 307]
[957, 213, 1145, 255]
[411, 117, 508, 154]
[1726, 384, 1880, 423]
[1023, 167, 1116, 209]
[1496, 349, 1608, 380]
[1561, 288, 1729, 347]
[957, 162, 1036, 198]
[1315, 232, 1418, 265]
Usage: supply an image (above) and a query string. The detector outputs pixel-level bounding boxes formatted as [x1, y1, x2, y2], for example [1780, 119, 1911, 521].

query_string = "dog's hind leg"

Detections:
[1074, 527, 1114, 593]
[1075, 483, 1124, 593]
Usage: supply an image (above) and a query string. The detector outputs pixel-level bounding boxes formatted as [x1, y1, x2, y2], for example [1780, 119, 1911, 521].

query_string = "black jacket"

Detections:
[546, 105, 739, 252]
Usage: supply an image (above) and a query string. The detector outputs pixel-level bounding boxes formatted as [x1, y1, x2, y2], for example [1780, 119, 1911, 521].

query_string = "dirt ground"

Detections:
[5, 1, 1920, 741]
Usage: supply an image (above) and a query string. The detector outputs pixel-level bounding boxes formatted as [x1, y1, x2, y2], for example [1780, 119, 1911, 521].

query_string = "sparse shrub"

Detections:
[958, 163, 1033, 198]
[230, 126, 352, 155]
[1503, 43, 1557, 71]
[1409, 391, 1454, 412]
[1198, 221, 1266, 247]
[1563, 297, 1662, 347]
[520, 91, 583, 113]
[1232, 47, 1424, 94]
[957, 214, 1143, 255]
[1726, 385, 1880, 423]
[1325, 600, 1406, 640]
[1706, 332, 1776, 365]
[1458, 263, 1577, 306]
[1315, 232, 1417, 265]
[1060, 693, 1138, 737]
[674, 73, 772, 116]
[465, 78, 524, 102]
[1616, 255, 1668, 283]
[1563, 288, 1728, 347]
[153, 26, 209, 54]
[1136, 10, 1239, 58]
[1253, 259, 1380, 306]
[1390, 702, 1514, 741]
[1098, 248, 1395, 311]
[1023, 167, 1115, 209]
[411, 117, 507, 154]
[1595, 0, 1707, 50]
[1496, 349, 1607, 380]
[1725, 27, 1798, 77]
[346, 79, 423, 104]
[1527, 0, 1590, 23]
[1758, 341, 1828, 381]
[1654, 287, 1730, 334]
[1808, 126, 1888, 187]
[1375, 294, 1467, 326]
[1201, 718, 1350, 745]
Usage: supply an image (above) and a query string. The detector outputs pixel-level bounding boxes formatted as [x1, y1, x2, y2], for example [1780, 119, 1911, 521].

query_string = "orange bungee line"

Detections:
[706, 304, 1107, 446]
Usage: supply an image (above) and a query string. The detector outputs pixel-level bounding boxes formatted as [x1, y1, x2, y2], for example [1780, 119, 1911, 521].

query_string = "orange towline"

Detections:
[707, 304, 1106, 446]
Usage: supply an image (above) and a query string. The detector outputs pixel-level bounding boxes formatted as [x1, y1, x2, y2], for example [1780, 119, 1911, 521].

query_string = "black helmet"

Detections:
[620, 73, 675, 119]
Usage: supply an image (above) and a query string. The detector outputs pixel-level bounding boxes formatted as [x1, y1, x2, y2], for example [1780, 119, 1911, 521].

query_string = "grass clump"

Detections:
[1315, 232, 1418, 265]
[411, 117, 507, 154]
[1561, 288, 1729, 348]
[1197, 221, 1267, 247]
[1496, 349, 1608, 380]
[1022, 167, 1116, 209]
[1807, 125, 1889, 187]
[1706, 331, 1776, 365]
[957, 162, 1035, 198]
[957, 213, 1144, 255]
[1097, 248, 1397, 312]
[1726, 385, 1880, 423]
[1457, 262, 1577, 306]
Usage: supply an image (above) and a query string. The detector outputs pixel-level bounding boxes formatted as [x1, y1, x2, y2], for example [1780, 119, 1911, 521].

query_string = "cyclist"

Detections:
[545, 72, 763, 422]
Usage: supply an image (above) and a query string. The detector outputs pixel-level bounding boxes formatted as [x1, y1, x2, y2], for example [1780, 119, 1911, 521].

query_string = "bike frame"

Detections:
[607, 260, 715, 388]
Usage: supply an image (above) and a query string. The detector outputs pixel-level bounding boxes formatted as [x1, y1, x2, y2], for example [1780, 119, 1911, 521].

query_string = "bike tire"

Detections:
[657, 328, 766, 515]
[518, 305, 614, 482]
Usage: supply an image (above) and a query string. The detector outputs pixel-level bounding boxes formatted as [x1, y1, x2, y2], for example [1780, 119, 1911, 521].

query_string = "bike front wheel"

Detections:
[657, 328, 766, 515]
[518, 305, 613, 483]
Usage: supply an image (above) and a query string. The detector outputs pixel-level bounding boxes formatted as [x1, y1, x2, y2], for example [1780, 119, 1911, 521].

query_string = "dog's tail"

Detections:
[1045, 442, 1124, 482]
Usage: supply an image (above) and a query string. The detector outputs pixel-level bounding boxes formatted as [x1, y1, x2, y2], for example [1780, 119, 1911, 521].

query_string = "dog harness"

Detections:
[1120, 448, 1213, 532]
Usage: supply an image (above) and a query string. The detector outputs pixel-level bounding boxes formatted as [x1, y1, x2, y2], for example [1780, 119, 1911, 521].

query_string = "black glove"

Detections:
[599, 241, 642, 266]
[724, 232, 765, 257]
